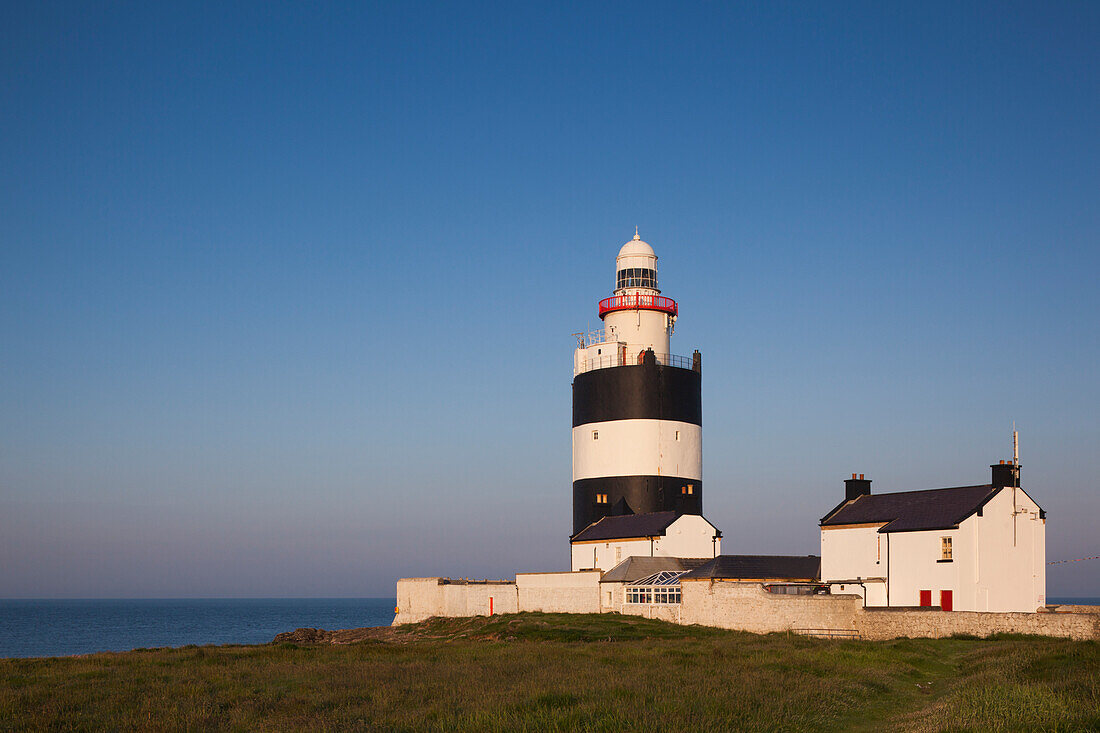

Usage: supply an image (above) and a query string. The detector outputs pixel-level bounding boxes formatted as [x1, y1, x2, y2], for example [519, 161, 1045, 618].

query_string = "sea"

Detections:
[0, 598, 396, 659]
[2, 596, 1097, 659]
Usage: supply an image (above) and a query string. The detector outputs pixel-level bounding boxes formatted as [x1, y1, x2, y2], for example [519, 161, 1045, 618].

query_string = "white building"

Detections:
[819, 461, 1046, 612]
[570, 511, 721, 572]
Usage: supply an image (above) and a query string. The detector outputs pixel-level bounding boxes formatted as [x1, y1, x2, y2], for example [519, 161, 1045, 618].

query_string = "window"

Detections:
[595, 493, 608, 504]
[675, 430, 680, 441]
[592, 430, 598, 440]
[615, 547, 621, 563]
[616, 268, 657, 290]
[941, 536, 953, 561]
[681, 485, 694, 495]
[625, 571, 685, 605]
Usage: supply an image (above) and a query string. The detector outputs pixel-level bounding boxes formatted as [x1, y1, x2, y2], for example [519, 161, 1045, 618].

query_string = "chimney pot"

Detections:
[851, 473, 857, 480]
[859, 474, 864, 480]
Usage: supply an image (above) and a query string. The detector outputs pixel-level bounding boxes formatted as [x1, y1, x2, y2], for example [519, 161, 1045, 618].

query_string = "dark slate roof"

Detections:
[820, 485, 1001, 533]
[600, 556, 711, 583]
[680, 555, 821, 581]
[571, 511, 681, 542]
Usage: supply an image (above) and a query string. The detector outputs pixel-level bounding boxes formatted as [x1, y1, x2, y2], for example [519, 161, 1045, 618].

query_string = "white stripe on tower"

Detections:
[572, 420, 701, 482]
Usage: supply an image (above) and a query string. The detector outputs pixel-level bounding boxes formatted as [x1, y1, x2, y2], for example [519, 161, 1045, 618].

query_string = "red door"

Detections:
[919, 590, 932, 607]
[940, 590, 953, 612]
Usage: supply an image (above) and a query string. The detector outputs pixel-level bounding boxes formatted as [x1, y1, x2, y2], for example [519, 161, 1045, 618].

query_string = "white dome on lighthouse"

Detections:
[617, 230, 656, 259]
[614, 229, 660, 293]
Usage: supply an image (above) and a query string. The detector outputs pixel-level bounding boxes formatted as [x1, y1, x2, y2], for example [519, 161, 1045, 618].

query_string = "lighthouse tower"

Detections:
[571, 231, 703, 536]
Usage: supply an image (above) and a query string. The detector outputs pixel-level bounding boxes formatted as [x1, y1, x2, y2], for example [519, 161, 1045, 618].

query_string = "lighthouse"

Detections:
[571, 231, 703, 536]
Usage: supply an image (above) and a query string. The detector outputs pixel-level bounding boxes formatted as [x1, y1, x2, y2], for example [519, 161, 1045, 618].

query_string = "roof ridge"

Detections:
[718, 554, 820, 559]
[867, 483, 994, 497]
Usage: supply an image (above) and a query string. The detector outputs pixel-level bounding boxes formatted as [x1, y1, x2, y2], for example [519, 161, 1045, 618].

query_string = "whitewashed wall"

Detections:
[603, 308, 672, 362]
[571, 537, 653, 572]
[515, 571, 601, 613]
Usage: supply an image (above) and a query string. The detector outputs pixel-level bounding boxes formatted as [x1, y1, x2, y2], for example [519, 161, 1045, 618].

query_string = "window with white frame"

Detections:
[625, 571, 685, 605]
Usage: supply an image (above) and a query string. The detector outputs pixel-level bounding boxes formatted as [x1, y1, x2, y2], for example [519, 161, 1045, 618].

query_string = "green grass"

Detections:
[1, 613, 1098, 732]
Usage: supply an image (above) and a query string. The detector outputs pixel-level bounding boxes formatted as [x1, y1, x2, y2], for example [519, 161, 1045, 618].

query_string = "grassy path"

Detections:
[2, 613, 1098, 731]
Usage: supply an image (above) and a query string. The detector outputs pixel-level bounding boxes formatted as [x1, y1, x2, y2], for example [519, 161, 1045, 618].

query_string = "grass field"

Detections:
[2, 613, 1099, 731]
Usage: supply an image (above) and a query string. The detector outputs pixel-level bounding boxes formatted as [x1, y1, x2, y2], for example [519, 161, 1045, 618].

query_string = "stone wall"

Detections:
[681, 580, 863, 634]
[516, 571, 601, 614]
[394, 578, 517, 625]
[680, 580, 1099, 640]
[859, 607, 1099, 641]
[394, 575, 1100, 640]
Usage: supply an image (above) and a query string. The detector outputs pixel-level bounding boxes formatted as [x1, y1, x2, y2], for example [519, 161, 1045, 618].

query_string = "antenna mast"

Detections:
[1013, 423, 1019, 465]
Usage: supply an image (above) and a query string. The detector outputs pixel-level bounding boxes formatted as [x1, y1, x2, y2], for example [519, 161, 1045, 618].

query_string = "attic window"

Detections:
[940, 537, 953, 561]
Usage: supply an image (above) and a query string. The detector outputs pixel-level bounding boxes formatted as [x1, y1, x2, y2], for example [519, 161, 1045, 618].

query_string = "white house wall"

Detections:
[571, 538, 653, 572]
[820, 525, 888, 606]
[657, 514, 721, 558]
[972, 487, 1045, 612]
[884, 530, 962, 608]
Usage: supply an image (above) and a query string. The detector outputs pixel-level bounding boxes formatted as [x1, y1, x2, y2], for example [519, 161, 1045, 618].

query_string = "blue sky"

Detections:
[1, 2, 1098, 597]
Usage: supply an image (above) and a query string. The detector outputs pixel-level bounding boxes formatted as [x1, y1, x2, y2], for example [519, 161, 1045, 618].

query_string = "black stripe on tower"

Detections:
[572, 359, 701, 427]
[572, 476, 703, 536]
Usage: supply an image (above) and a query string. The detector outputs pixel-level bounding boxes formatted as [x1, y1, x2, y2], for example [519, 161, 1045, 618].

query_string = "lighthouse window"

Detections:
[616, 268, 657, 289]
[675, 430, 680, 441]
[592, 430, 598, 440]
[595, 493, 608, 504]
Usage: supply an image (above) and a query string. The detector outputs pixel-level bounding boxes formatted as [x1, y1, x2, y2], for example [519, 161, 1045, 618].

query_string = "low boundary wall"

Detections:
[394, 575, 1100, 640]
[681, 581, 1100, 641]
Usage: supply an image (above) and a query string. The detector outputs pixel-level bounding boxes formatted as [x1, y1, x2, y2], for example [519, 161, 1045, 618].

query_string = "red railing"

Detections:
[599, 294, 678, 318]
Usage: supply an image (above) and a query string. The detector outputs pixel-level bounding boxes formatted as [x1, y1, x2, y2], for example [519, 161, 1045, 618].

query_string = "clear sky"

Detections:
[2, 2, 1098, 598]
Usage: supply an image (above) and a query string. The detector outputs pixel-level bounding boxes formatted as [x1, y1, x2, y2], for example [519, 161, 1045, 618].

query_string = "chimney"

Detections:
[991, 461, 1021, 488]
[845, 473, 871, 501]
